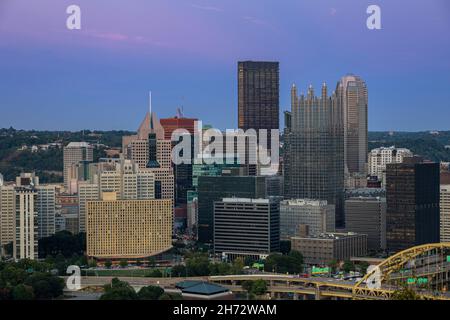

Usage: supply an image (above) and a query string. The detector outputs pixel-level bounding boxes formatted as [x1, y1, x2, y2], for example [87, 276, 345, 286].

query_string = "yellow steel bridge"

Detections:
[209, 243, 450, 300]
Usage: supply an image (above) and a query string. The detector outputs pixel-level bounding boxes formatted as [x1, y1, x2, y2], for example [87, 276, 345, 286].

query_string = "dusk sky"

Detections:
[1, 0, 449, 131]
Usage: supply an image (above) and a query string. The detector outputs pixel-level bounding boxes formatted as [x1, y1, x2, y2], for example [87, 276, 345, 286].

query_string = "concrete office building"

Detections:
[284, 83, 345, 226]
[280, 199, 335, 240]
[197, 175, 269, 243]
[14, 187, 38, 260]
[386, 157, 440, 252]
[56, 194, 79, 234]
[99, 159, 155, 200]
[335, 75, 368, 175]
[440, 185, 450, 242]
[36, 185, 56, 239]
[345, 197, 386, 251]
[63, 142, 93, 189]
[78, 183, 99, 233]
[291, 232, 367, 265]
[86, 192, 172, 259]
[368, 146, 413, 185]
[214, 198, 280, 260]
[14, 173, 56, 240]
[0, 185, 15, 254]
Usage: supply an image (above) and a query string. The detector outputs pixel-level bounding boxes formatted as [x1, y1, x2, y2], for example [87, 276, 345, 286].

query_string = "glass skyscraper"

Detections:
[283, 83, 345, 227]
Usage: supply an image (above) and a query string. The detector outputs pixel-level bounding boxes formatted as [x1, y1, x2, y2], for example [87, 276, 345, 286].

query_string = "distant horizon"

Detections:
[2, 126, 450, 134]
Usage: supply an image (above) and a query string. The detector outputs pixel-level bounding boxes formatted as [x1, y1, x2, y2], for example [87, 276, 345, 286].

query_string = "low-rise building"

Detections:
[280, 199, 335, 240]
[291, 232, 367, 265]
[345, 197, 386, 251]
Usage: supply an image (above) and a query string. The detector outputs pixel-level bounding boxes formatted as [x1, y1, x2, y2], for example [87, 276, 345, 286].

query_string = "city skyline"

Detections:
[1, 1, 450, 131]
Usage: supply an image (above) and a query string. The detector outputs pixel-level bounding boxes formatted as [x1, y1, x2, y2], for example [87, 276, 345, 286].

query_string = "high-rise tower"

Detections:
[238, 61, 279, 148]
[335, 75, 368, 175]
[283, 83, 345, 227]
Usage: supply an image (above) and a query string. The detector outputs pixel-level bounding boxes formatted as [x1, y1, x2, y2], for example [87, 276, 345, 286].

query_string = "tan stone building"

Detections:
[86, 192, 172, 259]
[291, 232, 367, 265]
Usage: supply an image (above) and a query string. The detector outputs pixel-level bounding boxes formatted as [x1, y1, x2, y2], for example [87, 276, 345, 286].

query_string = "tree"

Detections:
[104, 260, 112, 269]
[147, 256, 156, 268]
[185, 253, 210, 276]
[89, 260, 97, 268]
[159, 292, 183, 300]
[328, 260, 338, 273]
[38, 231, 85, 259]
[241, 279, 267, 296]
[391, 286, 422, 300]
[343, 260, 355, 273]
[252, 279, 268, 296]
[359, 262, 370, 275]
[119, 259, 128, 268]
[138, 285, 164, 300]
[171, 265, 187, 277]
[146, 269, 163, 278]
[231, 257, 245, 274]
[12, 284, 34, 300]
[209, 262, 231, 276]
[100, 278, 138, 300]
[0, 265, 27, 287]
[263, 250, 303, 274]
[279, 241, 291, 255]
[25, 272, 64, 299]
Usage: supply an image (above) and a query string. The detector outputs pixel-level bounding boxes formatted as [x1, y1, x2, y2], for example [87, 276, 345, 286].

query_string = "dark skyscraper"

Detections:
[197, 175, 268, 243]
[386, 157, 440, 253]
[238, 61, 279, 142]
[283, 83, 345, 227]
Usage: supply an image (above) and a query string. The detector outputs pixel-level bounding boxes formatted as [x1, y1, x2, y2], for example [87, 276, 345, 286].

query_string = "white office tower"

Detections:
[99, 159, 155, 200]
[36, 185, 56, 239]
[368, 146, 413, 185]
[78, 183, 99, 233]
[440, 185, 450, 242]
[14, 187, 38, 260]
[63, 142, 93, 190]
[0, 185, 15, 256]
[280, 199, 335, 240]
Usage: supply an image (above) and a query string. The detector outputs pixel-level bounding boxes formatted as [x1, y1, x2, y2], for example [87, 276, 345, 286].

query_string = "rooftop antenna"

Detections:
[149, 91, 154, 130]
[149, 91, 152, 116]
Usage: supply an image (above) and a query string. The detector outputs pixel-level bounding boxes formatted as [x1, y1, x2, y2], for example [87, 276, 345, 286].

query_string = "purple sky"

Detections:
[1, 0, 450, 131]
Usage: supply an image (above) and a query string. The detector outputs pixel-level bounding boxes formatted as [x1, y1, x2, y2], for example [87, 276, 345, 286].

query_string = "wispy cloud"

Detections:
[91, 32, 128, 42]
[243, 16, 268, 26]
[81, 31, 172, 48]
[191, 4, 223, 12]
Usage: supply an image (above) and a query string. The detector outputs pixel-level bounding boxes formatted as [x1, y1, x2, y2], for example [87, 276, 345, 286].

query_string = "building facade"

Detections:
[214, 198, 280, 260]
[335, 75, 368, 175]
[440, 185, 450, 242]
[280, 199, 335, 240]
[283, 83, 344, 227]
[345, 197, 386, 251]
[238, 61, 279, 150]
[36, 185, 56, 239]
[386, 158, 440, 252]
[63, 142, 93, 189]
[14, 187, 38, 260]
[291, 232, 367, 265]
[86, 193, 172, 259]
[368, 146, 413, 185]
[197, 175, 268, 243]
